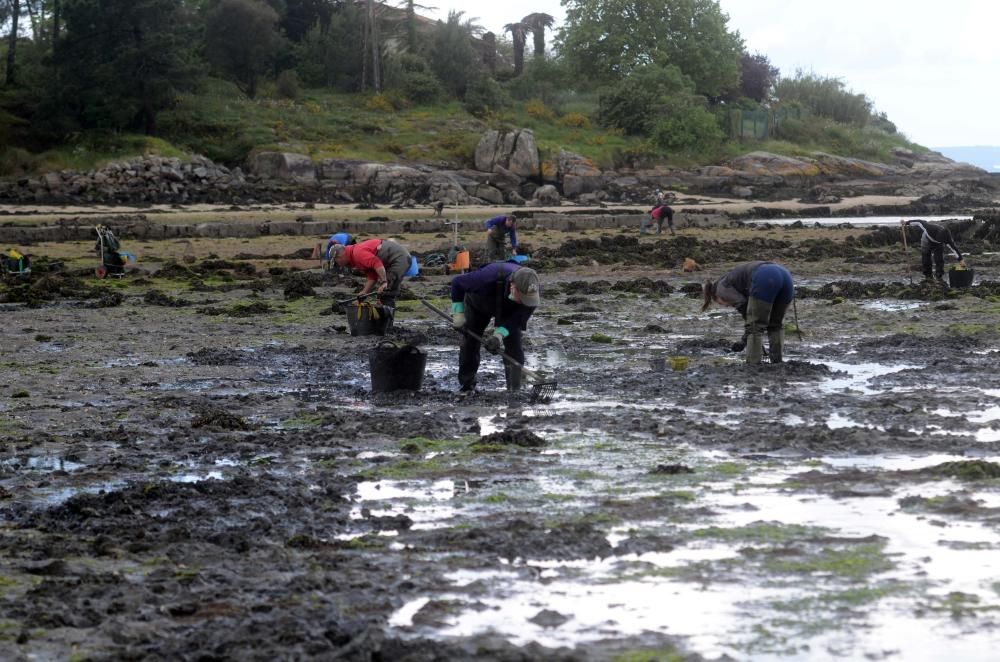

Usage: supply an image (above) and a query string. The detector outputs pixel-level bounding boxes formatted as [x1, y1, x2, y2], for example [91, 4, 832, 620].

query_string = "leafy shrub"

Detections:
[0, 147, 37, 176]
[400, 71, 443, 105]
[774, 71, 873, 127]
[651, 97, 724, 153]
[365, 94, 395, 113]
[276, 70, 301, 100]
[561, 112, 590, 128]
[597, 64, 693, 136]
[612, 142, 658, 169]
[525, 99, 555, 120]
[503, 58, 574, 105]
[385, 53, 443, 105]
[464, 77, 509, 118]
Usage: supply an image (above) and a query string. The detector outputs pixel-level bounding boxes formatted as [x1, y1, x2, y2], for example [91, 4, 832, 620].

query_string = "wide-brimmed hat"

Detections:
[512, 267, 540, 307]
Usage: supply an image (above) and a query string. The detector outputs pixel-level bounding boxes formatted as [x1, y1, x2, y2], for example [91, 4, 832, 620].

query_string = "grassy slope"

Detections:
[2, 78, 926, 176]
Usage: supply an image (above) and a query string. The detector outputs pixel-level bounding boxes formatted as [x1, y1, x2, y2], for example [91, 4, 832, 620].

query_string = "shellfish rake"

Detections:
[418, 297, 557, 402]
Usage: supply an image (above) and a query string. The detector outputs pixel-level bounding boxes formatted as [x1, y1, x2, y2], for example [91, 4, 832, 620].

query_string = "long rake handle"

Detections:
[901, 223, 913, 284]
[418, 297, 545, 383]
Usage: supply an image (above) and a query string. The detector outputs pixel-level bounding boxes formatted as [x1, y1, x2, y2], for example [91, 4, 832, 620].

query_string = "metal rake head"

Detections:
[529, 380, 558, 403]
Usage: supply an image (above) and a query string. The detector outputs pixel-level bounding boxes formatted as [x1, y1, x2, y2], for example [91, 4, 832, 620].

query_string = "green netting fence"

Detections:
[727, 107, 802, 141]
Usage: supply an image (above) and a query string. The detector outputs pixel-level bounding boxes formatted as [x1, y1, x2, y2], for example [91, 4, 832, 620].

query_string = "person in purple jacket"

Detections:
[484, 212, 518, 262]
[450, 262, 540, 393]
[701, 261, 794, 364]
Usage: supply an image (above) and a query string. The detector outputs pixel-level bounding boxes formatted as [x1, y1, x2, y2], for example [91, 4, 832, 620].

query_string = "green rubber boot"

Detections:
[746, 332, 764, 364]
[768, 329, 784, 363]
[504, 360, 522, 392]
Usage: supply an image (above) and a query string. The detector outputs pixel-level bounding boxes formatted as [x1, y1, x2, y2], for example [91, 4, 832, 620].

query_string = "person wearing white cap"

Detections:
[449, 262, 541, 393]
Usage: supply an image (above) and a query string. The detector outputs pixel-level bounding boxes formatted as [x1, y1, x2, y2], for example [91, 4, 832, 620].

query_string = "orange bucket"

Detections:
[449, 250, 470, 273]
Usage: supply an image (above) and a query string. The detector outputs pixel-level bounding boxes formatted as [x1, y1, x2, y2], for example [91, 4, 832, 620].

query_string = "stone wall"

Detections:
[0, 210, 728, 244]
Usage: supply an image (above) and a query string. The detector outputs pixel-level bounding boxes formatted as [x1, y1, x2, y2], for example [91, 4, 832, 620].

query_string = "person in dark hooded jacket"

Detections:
[702, 261, 794, 365]
[900, 219, 965, 281]
[450, 263, 540, 393]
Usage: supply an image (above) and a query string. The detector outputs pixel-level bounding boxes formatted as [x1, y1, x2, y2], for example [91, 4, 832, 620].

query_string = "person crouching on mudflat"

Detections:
[329, 238, 411, 317]
[450, 263, 540, 393]
[702, 261, 794, 364]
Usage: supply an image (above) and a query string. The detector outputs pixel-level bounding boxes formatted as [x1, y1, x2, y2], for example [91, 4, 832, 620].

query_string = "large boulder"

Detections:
[530, 184, 561, 206]
[351, 163, 428, 201]
[557, 150, 605, 198]
[247, 152, 317, 183]
[474, 129, 540, 178]
[427, 172, 476, 205]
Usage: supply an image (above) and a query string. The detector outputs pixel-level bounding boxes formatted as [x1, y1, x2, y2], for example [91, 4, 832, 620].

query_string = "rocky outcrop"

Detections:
[474, 129, 540, 178]
[0, 155, 248, 205]
[557, 150, 605, 198]
[1, 133, 996, 210]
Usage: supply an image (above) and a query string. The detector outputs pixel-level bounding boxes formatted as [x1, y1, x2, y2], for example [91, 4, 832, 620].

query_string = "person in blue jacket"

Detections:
[450, 263, 540, 392]
[323, 232, 355, 271]
[484, 213, 518, 262]
[701, 261, 794, 364]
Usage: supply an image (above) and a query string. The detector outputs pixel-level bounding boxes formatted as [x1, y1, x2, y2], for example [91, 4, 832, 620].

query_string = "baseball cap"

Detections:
[512, 267, 540, 307]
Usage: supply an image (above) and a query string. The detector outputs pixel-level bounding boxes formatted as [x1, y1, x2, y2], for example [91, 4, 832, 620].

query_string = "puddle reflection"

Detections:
[811, 359, 919, 395]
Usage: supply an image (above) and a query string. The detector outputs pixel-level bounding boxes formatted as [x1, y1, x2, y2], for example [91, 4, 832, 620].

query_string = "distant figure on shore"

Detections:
[484, 213, 518, 262]
[642, 205, 674, 235]
[900, 219, 964, 281]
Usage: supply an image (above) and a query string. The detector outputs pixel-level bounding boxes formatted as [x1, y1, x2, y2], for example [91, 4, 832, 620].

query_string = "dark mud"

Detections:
[3, 220, 1000, 660]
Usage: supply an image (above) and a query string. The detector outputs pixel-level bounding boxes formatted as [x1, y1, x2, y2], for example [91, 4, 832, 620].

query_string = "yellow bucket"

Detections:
[670, 356, 689, 371]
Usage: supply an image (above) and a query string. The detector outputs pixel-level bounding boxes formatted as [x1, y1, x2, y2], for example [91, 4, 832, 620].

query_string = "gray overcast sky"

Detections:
[425, 0, 999, 148]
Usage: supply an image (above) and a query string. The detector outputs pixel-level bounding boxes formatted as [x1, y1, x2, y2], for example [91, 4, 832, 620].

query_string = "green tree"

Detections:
[205, 0, 284, 98]
[293, 4, 364, 91]
[429, 11, 480, 97]
[5, 0, 21, 85]
[558, 0, 743, 98]
[384, 52, 442, 104]
[464, 75, 508, 117]
[503, 57, 573, 105]
[651, 95, 724, 153]
[46, 0, 200, 134]
[597, 63, 693, 135]
[503, 21, 527, 76]
[281, 0, 332, 42]
[521, 12, 554, 59]
[736, 51, 779, 103]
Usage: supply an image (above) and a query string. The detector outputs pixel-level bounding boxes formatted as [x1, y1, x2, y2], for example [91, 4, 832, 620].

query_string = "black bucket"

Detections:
[346, 302, 391, 336]
[368, 341, 427, 392]
[948, 267, 974, 288]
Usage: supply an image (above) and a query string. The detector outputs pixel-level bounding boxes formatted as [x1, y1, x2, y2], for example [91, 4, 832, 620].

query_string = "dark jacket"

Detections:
[485, 215, 518, 249]
[451, 262, 535, 331]
[904, 220, 962, 260]
[714, 261, 769, 318]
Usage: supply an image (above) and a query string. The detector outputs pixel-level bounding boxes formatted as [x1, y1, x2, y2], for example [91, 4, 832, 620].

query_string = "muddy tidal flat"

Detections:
[3, 216, 1000, 661]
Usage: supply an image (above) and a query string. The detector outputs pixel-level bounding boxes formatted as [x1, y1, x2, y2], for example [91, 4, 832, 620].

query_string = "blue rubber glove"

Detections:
[451, 301, 466, 329]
